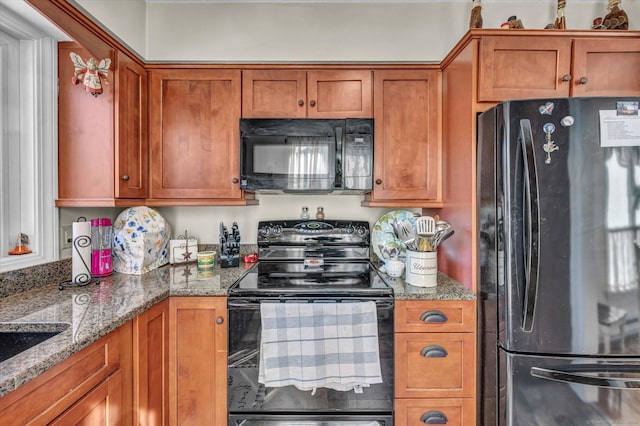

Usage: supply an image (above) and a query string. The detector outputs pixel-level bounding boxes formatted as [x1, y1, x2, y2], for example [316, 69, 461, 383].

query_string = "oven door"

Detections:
[228, 413, 393, 425]
[227, 298, 394, 416]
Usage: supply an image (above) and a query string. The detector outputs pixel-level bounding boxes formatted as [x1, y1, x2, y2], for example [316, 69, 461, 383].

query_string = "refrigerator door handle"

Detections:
[531, 366, 640, 390]
[519, 119, 540, 332]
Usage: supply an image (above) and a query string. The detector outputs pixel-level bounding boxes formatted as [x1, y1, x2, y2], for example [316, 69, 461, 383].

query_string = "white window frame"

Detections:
[0, 7, 58, 272]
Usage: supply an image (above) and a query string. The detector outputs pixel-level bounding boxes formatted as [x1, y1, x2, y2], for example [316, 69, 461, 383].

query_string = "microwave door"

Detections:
[286, 136, 336, 191]
[241, 134, 336, 192]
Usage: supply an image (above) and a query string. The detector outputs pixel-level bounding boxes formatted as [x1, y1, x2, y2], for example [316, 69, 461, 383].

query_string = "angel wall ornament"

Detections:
[70, 52, 111, 97]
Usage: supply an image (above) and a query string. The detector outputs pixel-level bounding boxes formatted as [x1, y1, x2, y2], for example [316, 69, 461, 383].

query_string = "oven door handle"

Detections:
[228, 299, 394, 309]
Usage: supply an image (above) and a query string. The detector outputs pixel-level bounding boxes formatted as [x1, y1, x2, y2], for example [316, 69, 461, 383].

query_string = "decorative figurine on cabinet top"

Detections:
[501, 15, 525, 29]
[469, 0, 483, 29]
[601, 0, 629, 30]
[554, 0, 567, 29]
[69, 52, 111, 97]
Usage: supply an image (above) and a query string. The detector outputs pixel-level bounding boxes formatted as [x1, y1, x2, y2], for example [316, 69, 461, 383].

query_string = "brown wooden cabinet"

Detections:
[394, 300, 476, 426]
[242, 69, 372, 118]
[478, 33, 640, 102]
[116, 51, 148, 199]
[134, 299, 169, 426]
[57, 44, 147, 206]
[50, 370, 124, 426]
[571, 38, 640, 97]
[0, 322, 133, 425]
[148, 69, 248, 205]
[169, 297, 227, 426]
[363, 69, 442, 207]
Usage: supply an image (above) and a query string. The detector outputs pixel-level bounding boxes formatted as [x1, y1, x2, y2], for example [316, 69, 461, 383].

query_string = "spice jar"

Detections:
[300, 206, 310, 220]
[316, 207, 325, 220]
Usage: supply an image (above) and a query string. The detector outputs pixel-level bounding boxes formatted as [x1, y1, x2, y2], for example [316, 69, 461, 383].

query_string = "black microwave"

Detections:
[239, 118, 373, 193]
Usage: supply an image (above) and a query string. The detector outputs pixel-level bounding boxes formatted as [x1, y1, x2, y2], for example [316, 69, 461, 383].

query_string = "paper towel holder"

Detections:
[59, 217, 101, 290]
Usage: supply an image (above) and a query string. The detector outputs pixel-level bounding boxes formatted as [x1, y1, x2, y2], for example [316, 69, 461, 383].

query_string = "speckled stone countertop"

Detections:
[0, 258, 473, 398]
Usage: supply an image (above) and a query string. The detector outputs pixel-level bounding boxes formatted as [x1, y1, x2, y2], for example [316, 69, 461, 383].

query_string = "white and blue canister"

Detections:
[404, 250, 438, 287]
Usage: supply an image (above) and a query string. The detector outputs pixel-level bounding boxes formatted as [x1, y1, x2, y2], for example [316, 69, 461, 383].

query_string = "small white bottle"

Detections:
[300, 206, 310, 220]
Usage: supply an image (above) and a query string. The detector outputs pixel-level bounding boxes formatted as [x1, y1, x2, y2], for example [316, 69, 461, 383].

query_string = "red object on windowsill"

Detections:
[8, 233, 32, 255]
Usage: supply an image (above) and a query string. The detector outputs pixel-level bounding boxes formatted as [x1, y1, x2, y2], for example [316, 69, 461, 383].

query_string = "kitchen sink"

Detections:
[0, 322, 70, 363]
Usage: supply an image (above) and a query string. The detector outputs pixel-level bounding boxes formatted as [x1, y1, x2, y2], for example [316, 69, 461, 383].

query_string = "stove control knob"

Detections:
[259, 226, 271, 237]
[272, 225, 282, 235]
[344, 225, 355, 234]
[355, 226, 368, 236]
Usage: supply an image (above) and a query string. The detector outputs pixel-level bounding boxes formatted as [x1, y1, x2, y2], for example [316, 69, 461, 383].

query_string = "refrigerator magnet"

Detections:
[538, 102, 555, 115]
[560, 116, 575, 127]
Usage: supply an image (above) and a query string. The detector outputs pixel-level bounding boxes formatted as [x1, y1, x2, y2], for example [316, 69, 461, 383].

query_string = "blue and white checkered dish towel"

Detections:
[258, 301, 382, 393]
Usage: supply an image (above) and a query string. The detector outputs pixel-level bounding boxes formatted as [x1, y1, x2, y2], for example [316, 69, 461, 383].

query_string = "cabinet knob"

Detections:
[421, 411, 448, 424]
[420, 310, 448, 323]
[578, 77, 588, 85]
[232, 177, 239, 184]
[561, 74, 571, 82]
[298, 100, 304, 106]
[216, 317, 224, 325]
[309, 100, 316, 107]
[121, 175, 130, 181]
[375, 179, 382, 185]
[420, 345, 448, 358]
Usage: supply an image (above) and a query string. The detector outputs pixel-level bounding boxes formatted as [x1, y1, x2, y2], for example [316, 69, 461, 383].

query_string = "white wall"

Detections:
[73, 0, 640, 62]
[59, 196, 417, 250]
[69, 0, 147, 57]
[143, 1, 629, 62]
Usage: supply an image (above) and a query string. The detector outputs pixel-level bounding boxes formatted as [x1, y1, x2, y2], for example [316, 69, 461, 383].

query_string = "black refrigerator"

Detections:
[477, 97, 640, 426]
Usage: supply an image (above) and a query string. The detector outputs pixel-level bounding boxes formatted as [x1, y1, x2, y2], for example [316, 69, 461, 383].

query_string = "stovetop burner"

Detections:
[229, 260, 392, 297]
[229, 219, 392, 298]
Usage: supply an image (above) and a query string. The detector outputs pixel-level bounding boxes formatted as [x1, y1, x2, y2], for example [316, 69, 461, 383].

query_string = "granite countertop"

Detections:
[0, 260, 473, 398]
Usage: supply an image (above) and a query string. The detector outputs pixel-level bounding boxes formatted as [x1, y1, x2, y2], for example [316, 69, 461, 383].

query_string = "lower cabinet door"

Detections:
[169, 297, 227, 426]
[135, 299, 169, 426]
[50, 371, 123, 426]
[395, 398, 474, 426]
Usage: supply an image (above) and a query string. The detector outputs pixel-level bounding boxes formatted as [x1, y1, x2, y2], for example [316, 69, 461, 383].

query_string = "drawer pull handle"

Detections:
[421, 411, 448, 424]
[420, 310, 448, 323]
[420, 345, 448, 358]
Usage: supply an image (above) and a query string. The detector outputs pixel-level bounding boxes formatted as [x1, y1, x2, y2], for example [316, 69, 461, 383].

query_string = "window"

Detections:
[0, 4, 62, 272]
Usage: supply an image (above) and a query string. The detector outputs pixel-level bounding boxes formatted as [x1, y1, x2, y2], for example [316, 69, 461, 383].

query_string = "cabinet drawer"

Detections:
[0, 324, 128, 425]
[395, 332, 475, 398]
[395, 300, 475, 333]
[395, 398, 475, 426]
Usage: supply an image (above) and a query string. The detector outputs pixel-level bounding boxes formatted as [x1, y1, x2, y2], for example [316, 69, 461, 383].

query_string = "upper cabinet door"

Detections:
[148, 69, 242, 200]
[57, 43, 115, 206]
[307, 70, 373, 118]
[478, 36, 572, 102]
[115, 52, 148, 199]
[242, 70, 306, 118]
[242, 69, 373, 118]
[571, 38, 640, 97]
[367, 70, 442, 206]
